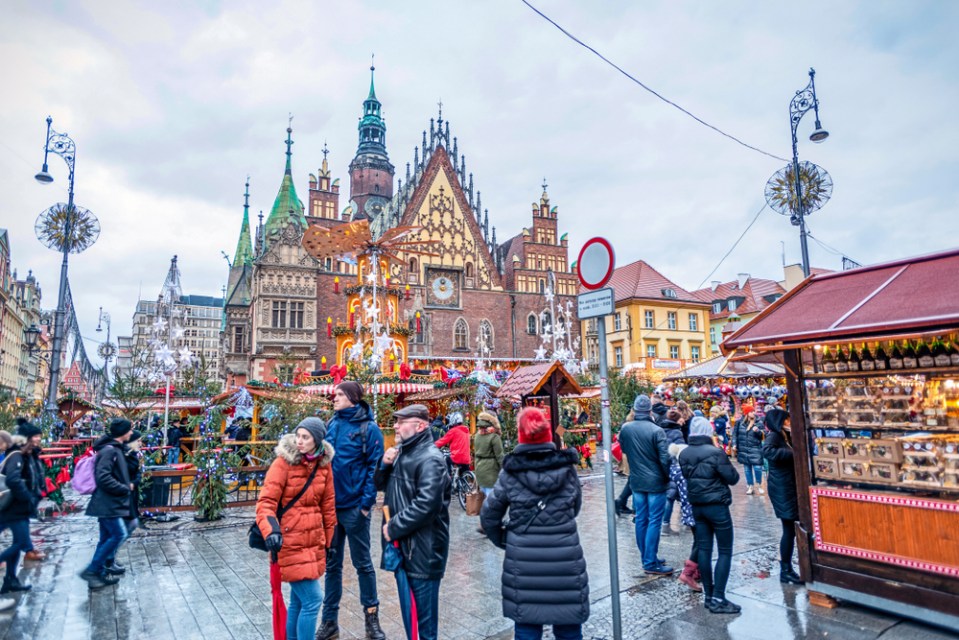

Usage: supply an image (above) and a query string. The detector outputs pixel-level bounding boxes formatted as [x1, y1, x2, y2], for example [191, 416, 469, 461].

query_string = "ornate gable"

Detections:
[397, 145, 502, 291]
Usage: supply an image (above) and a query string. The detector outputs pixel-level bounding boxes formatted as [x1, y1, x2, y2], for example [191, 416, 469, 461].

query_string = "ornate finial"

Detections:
[414, 146, 419, 167]
[244, 176, 250, 210]
[285, 118, 294, 169]
[542, 177, 548, 192]
[406, 162, 411, 181]
[371, 53, 375, 72]
[437, 98, 443, 124]
[258, 210, 264, 225]
[322, 140, 329, 160]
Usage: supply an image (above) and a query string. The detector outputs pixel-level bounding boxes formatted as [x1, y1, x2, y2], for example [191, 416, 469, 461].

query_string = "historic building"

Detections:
[222, 67, 578, 384]
[692, 274, 787, 355]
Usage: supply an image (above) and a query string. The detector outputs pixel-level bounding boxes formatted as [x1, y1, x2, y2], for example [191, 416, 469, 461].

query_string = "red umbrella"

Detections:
[270, 552, 287, 639]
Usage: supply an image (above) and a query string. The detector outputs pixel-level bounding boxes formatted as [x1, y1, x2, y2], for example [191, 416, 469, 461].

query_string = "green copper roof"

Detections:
[233, 181, 254, 267]
[368, 65, 377, 101]
[264, 127, 307, 239]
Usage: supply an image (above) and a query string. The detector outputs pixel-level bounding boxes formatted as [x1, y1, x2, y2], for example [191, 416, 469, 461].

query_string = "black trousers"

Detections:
[692, 503, 734, 600]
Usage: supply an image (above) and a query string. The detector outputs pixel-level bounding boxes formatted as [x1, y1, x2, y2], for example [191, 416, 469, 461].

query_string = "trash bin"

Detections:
[142, 465, 178, 508]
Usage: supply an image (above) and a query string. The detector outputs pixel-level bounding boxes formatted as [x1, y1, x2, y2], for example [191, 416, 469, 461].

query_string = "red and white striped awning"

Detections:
[300, 383, 435, 396]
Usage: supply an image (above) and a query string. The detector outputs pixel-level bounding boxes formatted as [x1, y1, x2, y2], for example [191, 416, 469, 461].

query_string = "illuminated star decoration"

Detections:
[534, 346, 547, 361]
[177, 347, 193, 367]
[153, 317, 168, 334]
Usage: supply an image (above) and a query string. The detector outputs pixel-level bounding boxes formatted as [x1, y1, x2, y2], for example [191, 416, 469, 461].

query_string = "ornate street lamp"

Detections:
[786, 68, 828, 277]
[96, 307, 115, 402]
[34, 116, 100, 418]
[24, 324, 42, 354]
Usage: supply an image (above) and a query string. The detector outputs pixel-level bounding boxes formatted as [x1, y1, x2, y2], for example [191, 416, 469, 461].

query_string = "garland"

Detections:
[331, 324, 413, 337]
[343, 285, 404, 298]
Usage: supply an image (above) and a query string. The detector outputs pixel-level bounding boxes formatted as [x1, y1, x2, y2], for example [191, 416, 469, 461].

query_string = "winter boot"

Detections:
[779, 562, 804, 585]
[315, 620, 339, 640]
[105, 559, 126, 576]
[0, 575, 31, 594]
[364, 606, 386, 640]
[678, 560, 703, 592]
[707, 597, 742, 614]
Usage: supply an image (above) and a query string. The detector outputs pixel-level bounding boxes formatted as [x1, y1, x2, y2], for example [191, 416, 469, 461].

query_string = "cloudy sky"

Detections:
[2, 1, 958, 362]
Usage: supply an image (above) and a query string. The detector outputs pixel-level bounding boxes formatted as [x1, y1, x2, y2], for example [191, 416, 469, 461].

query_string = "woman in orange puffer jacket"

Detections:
[257, 418, 337, 640]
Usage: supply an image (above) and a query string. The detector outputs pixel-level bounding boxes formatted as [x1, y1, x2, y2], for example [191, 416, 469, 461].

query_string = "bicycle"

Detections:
[444, 451, 477, 510]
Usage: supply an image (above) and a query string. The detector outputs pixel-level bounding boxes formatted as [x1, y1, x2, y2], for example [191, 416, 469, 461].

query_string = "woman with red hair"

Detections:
[480, 407, 589, 639]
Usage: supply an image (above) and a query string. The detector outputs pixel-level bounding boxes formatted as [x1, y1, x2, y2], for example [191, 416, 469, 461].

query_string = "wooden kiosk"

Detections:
[496, 361, 583, 436]
[723, 249, 959, 632]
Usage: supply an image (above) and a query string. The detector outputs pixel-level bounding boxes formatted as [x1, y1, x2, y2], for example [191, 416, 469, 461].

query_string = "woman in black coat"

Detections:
[0, 419, 45, 594]
[678, 417, 741, 615]
[731, 407, 765, 495]
[481, 408, 588, 640]
[762, 407, 802, 585]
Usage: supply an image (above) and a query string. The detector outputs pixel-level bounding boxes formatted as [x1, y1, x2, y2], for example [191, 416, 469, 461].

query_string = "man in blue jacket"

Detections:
[618, 394, 674, 576]
[318, 381, 386, 640]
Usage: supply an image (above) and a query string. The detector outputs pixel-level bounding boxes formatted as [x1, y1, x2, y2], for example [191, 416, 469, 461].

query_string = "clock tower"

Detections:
[349, 63, 394, 220]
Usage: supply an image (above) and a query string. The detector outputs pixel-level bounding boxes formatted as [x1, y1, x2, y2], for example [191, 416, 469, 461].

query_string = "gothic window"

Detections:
[479, 320, 494, 351]
[542, 311, 552, 332]
[409, 257, 418, 275]
[232, 326, 243, 352]
[272, 301, 287, 328]
[289, 302, 304, 329]
[527, 314, 538, 335]
[539, 279, 545, 294]
[454, 318, 469, 350]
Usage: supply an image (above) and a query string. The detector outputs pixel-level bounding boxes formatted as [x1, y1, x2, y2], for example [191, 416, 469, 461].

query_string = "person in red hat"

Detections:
[481, 407, 589, 639]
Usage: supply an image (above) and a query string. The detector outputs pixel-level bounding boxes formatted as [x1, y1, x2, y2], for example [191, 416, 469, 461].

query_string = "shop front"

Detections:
[723, 249, 959, 632]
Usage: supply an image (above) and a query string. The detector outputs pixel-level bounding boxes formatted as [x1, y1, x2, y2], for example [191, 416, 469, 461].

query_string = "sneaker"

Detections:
[758, 487, 765, 495]
[0, 576, 31, 594]
[316, 619, 339, 640]
[645, 563, 675, 576]
[746, 486, 754, 495]
[104, 564, 126, 576]
[79, 570, 111, 589]
[708, 598, 742, 614]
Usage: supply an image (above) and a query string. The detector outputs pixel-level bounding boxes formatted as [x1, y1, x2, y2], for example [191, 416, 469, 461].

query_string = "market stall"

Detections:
[496, 361, 582, 437]
[723, 248, 959, 632]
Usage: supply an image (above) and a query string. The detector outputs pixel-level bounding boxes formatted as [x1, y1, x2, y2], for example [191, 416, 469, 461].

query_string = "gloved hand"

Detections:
[265, 532, 283, 553]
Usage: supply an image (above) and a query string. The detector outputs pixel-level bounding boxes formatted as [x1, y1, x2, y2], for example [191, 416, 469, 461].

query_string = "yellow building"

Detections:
[582, 260, 710, 381]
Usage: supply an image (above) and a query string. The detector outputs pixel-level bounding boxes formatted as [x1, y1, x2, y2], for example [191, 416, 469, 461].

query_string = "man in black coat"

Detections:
[80, 418, 135, 589]
[376, 404, 451, 640]
[619, 395, 674, 575]
[0, 418, 45, 596]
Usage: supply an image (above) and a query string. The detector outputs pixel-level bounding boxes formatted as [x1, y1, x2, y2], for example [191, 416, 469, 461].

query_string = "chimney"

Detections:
[710, 281, 721, 292]
[737, 273, 749, 289]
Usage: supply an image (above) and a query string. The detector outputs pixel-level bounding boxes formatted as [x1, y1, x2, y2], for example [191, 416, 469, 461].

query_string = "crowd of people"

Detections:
[0, 379, 803, 637]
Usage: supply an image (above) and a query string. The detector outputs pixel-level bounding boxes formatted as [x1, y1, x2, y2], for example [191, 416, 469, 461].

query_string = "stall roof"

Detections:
[663, 354, 784, 381]
[495, 361, 583, 399]
[723, 248, 959, 350]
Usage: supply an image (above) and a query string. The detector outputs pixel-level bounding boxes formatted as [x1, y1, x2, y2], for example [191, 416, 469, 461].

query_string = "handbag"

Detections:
[464, 487, 486, 516]
[0, 454, 16, 511]
[249, 461, 321, 551]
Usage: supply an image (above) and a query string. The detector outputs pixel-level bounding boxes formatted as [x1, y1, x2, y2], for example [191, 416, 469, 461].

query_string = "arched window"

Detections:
[454, 318, 469, 350]
[479, 320, 494, 352]
[557, 314, 565, 330]
[465, 262, 474, 278]
[409, 257, 418, 275]
[527, 313, 538, 335]
[542, 311, 552, 332]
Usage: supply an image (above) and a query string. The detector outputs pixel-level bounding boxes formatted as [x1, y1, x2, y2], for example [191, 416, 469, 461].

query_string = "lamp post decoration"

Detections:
[34, 115, 100, 418]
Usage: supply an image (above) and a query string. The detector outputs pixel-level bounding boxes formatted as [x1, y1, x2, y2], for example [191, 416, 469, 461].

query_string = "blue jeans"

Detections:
[743, 464, 763, 486]
[515, 623, 583, 640]
[167, 446, 179, 465]
[86, 517, 128, 576]
[633, 491, 667, 569]
[0, 519, 34, 579]
[287, 579, 322, 640]
[401, 577, 441, 640]
[322, 507, 378, 621]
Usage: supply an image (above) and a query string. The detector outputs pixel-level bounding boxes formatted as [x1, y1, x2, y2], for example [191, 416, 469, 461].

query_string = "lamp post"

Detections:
[34, 116, 99, 419]
[96, 307, 116, 402]
[788, 68, 829, 277]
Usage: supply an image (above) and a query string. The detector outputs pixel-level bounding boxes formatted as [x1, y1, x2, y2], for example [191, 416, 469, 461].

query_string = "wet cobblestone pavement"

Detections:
[0, 467, 955, 639]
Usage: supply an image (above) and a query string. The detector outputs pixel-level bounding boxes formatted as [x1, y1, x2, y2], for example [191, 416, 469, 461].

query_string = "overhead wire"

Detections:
[695, 203, 768, 290]
[519, 0, 788, 162]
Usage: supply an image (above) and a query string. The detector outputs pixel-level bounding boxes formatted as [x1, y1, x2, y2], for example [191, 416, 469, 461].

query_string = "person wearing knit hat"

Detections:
[678, 414, 741, 614]
[80, 419, 136, 589]
[296, 417, 328, 449]
[102, 429, 147, 576]
[0, 418, 45, 596]
[473, 412, 504, 497]
[320, 382, 386, 639]
[619, 396, 675, 575]
[480, 407, 589, 637]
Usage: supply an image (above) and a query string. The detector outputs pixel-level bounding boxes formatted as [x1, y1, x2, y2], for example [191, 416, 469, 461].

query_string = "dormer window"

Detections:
[662, 288, 677, 299]
[728, 298, 738, 311]
[712, 302, 723, 314]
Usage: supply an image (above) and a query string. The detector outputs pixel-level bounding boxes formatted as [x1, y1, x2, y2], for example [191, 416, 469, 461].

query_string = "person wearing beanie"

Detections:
[659, 408, 687, 536]
[619, 395, 674, 575]
[319, 383, 386, 640]
[103, 431, 146, 576]
[257, 415, 336, 640]
[0, 418, 45, 597]
[80, 418, 135, 589]
[762, 407, 803, 586]
[473, 412, 504, 497]
[678, 416, 741, 614]
[481, 408, 589, 638]
[732, 406, 765, 496]
[376, 403, 451, 640]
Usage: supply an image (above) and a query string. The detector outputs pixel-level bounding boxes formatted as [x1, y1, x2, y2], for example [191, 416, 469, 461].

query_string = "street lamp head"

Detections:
[810, 120, 829, 143]
[25, 324, 41, 352]
[35, 168, 54, 184]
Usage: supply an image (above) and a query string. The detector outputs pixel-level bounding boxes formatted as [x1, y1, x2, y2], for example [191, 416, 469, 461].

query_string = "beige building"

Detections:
[582, 259, 710, 381]
[130, 295, 223, 386]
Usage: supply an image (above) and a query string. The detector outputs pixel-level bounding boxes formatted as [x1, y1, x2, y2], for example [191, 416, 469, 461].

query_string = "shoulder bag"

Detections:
[249, 460, 321, 551]
[0, 453, 19, 511]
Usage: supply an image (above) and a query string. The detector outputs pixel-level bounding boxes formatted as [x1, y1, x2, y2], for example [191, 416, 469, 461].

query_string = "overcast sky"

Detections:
[2, 1, 958, 364]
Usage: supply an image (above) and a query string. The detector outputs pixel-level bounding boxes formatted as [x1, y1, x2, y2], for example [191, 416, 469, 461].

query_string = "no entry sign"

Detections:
[577, 237, 615, 290]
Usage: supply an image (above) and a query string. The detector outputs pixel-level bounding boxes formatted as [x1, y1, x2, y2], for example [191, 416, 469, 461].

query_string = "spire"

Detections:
[356, 60, 387, 156]
[368, 56, 377, 100]
[232, 178, 254, 267]
[541, 177, 550, 205]
[264, 121, 307, 241]
[319, 141, 330, 178]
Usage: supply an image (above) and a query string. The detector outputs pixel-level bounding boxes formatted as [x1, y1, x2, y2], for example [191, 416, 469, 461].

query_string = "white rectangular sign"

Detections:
[578, 287, 614, 319]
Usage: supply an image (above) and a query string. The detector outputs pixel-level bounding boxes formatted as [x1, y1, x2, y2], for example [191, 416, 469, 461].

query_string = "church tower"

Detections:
[349, 63, 394, 219]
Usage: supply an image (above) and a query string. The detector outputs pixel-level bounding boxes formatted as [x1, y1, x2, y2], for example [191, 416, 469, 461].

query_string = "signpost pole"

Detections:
[597, 317, 622, 640]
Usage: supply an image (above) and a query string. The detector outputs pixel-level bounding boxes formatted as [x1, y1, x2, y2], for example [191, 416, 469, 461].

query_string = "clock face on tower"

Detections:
[425, 268, 461, 308]
[364, 196, 388, 218]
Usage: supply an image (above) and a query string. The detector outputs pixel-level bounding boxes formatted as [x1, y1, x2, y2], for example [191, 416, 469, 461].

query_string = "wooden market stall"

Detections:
[496, 361, 582, 438]
[722, 248, 959, 632]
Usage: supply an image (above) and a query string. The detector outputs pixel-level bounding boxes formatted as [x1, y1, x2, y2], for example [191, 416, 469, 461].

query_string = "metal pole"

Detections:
[45, 169, 75, 419]
[791, 151, 810, 277]
[597, 317, 622, 640]
[162, 296, 173, 446]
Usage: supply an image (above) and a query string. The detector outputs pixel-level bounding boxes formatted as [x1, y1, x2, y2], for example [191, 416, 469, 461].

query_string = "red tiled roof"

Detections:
[692, 277, 786, 320]
[591, 260, 707, 305]
[495, 361, 582, 399]
[724, 248, 959, 349]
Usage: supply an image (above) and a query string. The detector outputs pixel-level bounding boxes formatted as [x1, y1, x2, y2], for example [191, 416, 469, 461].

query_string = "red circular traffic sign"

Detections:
[577, 237, 615, 290]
